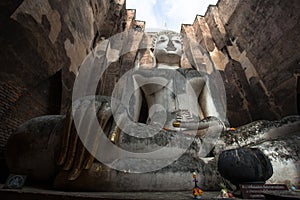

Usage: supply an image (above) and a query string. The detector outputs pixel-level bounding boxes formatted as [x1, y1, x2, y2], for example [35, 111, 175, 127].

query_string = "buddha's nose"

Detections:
[166, 39, 176, 51]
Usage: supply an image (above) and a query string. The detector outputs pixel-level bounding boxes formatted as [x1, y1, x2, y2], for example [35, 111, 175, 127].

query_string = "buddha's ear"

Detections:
[149, 49, 156, 68]
[149, 49, 155, 58]
[179, 56, 183, 68]
[134, 52, 141, 70]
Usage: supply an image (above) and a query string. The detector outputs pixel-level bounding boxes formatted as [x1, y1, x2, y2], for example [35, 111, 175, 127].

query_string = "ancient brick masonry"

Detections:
[0, 0, 133, 156]
[181, 0, 300, 127]
[96, 9, 146, 96]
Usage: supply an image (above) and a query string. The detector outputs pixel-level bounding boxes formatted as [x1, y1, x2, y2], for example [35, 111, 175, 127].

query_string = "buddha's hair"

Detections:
[152, 30, 183, 48]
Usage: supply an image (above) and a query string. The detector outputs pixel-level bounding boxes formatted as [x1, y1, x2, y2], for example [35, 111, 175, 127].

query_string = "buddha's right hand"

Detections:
[173, 116, 226, 131]
[56, 96, 114, 181]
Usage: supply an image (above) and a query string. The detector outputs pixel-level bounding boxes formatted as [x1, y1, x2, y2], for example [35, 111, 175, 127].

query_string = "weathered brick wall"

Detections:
[96, 9, 146, 97]
[0, 0, 127, 156]
[221, 0, 300, 118]
[182, 0, 300, 126]
[60, 0, 127, 113]
[0, 72, 62, 155]
[0, 82, 23, 153]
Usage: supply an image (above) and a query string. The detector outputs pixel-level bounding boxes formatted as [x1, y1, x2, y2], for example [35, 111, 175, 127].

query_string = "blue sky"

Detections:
[126, 0, 219, 32]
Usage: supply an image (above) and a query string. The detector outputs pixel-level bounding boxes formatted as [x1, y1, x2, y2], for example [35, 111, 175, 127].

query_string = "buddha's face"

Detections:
[153, 33, 183, 65]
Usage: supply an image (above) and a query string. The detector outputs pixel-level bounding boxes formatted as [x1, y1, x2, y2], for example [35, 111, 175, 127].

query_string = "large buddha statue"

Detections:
[52, 30, 228, 190]
[6, 30, 300, 191]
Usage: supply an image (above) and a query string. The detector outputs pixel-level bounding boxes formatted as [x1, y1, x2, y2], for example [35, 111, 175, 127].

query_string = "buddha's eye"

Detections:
[157, 37, 167, 43]
[172, 39, 181, 44]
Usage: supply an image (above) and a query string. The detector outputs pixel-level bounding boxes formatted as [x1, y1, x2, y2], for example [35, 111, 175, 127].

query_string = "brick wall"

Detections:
[181, 0, 300, 126]
[0, 0, 127, 156]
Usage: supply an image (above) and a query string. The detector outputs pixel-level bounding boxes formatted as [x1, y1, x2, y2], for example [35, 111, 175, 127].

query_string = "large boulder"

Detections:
[218, 148, 273, 186]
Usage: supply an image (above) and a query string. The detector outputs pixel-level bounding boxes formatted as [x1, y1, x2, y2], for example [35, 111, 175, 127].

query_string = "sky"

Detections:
[126, 0, 219, 32]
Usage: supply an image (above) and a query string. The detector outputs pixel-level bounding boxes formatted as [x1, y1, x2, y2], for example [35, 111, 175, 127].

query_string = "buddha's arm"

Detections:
[173, 76, 225, 131]
[131, 76, 143, 122]
[114, 74, 143, 129]
[199, 77, 231, 132]
[199, 77, 222, 119]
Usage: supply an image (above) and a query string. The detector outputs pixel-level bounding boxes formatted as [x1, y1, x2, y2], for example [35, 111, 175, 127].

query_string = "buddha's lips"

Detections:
[166, 46, 176, 51]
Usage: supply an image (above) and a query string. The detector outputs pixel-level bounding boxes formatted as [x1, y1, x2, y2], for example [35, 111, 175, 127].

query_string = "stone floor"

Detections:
[1, 184, 299, 200]
[0, 184, 238, 200]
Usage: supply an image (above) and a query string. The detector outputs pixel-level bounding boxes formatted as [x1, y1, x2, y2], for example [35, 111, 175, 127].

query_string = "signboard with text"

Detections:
[240, 184, 288, 199]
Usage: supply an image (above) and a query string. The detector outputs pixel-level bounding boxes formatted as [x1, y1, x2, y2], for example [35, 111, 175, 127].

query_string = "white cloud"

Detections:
[127, 0, 218, 31]
[126, 0, 159, 29]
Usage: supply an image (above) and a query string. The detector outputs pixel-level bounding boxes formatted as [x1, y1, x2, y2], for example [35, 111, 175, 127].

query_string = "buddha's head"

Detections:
[152, 30, 183, 66]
